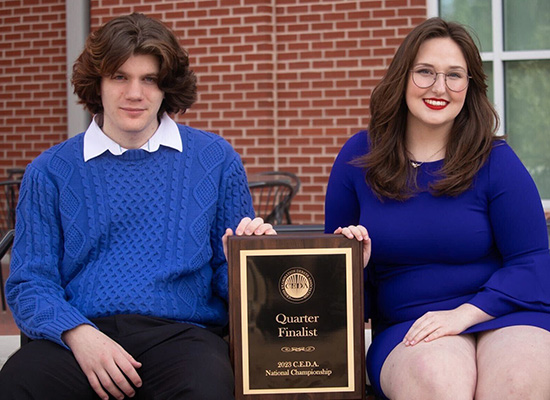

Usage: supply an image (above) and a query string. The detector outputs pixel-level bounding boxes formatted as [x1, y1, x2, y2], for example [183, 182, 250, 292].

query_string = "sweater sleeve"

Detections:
[324, 132, 366, 233]
[210, 149, 254, 302]
[468, 142, 550, 317]
[6, 164, 95, 348]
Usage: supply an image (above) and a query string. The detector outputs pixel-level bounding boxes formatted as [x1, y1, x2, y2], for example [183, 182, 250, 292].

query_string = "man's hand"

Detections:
[223, 217, 277, 259]
[62, 324, 142, 400]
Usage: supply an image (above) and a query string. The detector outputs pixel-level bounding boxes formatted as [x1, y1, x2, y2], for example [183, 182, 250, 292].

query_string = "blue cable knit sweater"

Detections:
[6, 124, 254, 347]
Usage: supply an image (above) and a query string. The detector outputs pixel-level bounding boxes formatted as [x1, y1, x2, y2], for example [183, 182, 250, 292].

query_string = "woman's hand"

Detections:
[223, 217, 277, 259]
[403, 303, 493, 346]
[334, 225, 371, 267]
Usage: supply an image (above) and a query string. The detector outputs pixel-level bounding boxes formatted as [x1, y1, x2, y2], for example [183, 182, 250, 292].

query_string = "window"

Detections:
[428, 0, 550, 204]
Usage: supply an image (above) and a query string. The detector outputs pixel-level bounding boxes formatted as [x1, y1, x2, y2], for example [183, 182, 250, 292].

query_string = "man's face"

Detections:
[100, 54, 164, 148]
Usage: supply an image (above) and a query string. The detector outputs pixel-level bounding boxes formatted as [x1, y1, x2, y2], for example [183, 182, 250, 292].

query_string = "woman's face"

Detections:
[405, 37, 468, 136]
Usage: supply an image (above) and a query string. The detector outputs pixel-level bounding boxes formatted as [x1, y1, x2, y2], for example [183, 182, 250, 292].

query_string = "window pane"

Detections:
[483, 61, 493, 105]
[439, 0, 492, 52]
[504, 0, 550, 51]
[506, 60, 550, 198]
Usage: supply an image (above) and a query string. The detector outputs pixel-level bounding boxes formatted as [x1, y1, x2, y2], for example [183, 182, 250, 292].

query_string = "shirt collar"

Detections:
[83, 113, 182, 162]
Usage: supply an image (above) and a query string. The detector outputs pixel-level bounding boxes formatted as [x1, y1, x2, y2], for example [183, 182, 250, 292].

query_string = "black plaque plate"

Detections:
[228, 233, 365, 399]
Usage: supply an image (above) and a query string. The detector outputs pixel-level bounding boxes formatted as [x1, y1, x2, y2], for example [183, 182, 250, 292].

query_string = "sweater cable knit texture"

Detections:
[7, 125, 254, 347]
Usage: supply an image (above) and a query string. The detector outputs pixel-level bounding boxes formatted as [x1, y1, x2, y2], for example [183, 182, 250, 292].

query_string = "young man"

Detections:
[0, 13, 274, 400]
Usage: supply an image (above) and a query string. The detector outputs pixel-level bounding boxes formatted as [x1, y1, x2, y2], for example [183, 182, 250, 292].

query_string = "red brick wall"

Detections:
[0, 0, 67, 179]
[1, 0, 427, 224]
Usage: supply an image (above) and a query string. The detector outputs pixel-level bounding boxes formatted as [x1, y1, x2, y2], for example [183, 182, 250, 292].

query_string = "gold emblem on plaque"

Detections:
[279, 268, 315, 303]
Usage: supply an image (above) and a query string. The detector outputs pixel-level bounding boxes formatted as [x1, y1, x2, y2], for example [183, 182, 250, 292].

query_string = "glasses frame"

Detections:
[410, 68, 472, 92]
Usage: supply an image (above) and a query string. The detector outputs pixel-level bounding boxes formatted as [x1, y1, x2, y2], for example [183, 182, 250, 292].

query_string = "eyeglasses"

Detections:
[410, 67, 471, 92]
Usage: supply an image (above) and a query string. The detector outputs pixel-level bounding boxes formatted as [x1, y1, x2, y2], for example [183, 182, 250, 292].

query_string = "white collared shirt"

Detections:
[83, 113, 182, 162]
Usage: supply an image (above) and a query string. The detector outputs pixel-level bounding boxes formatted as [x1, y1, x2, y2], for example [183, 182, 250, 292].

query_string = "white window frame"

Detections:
[428, 0, 550, 207]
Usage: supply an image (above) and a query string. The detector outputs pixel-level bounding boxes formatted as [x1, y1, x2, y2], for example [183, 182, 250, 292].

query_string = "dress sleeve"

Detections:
[325, 132, 373, 320]
[210, 148, 255, 302]
[324, 132, 366, 233]
[468, 142, 550, 317]
[6, 164, 95, 348]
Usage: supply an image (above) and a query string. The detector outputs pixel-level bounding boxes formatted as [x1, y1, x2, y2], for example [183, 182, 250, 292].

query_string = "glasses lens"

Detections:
[412, 69, 469, 92]
[446, 73, 469, 92]
[412, 69, 435, 88]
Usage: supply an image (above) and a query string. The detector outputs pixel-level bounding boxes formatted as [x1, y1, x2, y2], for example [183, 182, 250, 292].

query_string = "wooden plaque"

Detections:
[228, 233, 365, 399]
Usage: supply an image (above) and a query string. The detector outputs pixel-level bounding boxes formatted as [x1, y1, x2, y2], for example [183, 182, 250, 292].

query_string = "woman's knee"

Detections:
[476, 365, 550, 400]
[381, 337, 477, 400]
[476, 326, 550, 400]
[410, 350, 476, 391]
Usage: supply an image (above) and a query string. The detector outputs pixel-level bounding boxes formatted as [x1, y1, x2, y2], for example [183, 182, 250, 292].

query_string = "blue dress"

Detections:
[325, 131, 550, 398]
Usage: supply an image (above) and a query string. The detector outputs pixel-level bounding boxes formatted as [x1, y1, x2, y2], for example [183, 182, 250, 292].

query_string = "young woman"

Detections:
[325, 17, 550, 400]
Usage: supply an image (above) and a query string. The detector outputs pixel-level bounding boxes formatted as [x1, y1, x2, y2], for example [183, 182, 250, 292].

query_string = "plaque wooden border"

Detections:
[228, 233, 365, 400]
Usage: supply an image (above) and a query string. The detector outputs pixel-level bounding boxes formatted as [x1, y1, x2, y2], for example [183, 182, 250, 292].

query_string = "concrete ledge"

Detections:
[0, 335, 20, 369]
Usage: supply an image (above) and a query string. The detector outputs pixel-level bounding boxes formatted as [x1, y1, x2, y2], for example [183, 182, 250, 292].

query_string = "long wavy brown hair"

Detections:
[356, 17, 500, 201]
[71, 13, 197, 118]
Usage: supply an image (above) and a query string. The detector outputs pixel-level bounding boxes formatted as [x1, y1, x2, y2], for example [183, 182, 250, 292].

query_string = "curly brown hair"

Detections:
[356, 17, 500, 201]
[71, 13, 197, 118]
